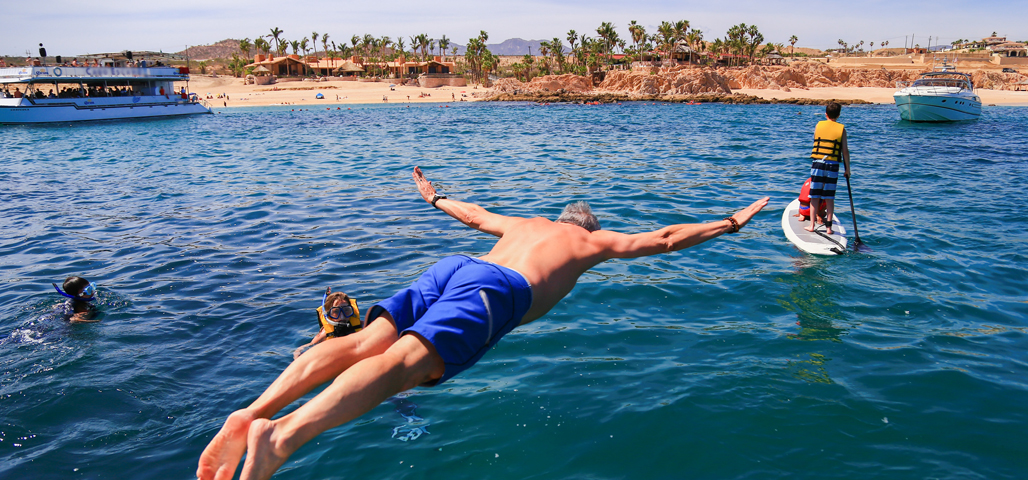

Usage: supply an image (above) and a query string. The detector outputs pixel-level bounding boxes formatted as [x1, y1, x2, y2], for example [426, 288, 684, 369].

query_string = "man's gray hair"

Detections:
[556, 201, 600, 232]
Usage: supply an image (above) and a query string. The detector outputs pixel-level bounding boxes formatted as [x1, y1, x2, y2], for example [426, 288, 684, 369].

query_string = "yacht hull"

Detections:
[894, 94, 981, 122]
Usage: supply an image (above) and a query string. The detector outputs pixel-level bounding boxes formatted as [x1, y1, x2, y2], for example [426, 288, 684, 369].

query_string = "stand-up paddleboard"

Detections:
[782, 198, 848, 255]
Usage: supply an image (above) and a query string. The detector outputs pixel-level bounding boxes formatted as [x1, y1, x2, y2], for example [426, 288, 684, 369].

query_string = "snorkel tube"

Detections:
[53, 283, 96, 302]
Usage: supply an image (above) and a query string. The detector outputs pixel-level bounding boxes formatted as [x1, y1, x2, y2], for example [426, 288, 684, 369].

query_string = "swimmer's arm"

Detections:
[294, 329, 329, 360]
[435, 198, 522, 237]
[69, 312, 100, 323]
[597, 197, 769, 259]
[412, 166, 522, 237]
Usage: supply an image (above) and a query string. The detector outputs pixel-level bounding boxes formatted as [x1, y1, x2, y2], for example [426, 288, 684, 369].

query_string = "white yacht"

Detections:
[0, 65, 211, 124]
[893, 64, 981, 122]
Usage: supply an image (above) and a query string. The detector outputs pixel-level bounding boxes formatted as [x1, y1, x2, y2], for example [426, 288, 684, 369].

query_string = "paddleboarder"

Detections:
[805, 103, 851, 235]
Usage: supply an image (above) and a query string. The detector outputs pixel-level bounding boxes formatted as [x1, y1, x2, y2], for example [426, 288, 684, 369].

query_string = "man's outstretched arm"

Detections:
[597, 197, 770, 259]
[412, 166, 524, 237]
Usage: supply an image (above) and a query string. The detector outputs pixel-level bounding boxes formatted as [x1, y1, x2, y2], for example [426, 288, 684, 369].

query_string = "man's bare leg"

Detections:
[197, 316, 398, 480]
[240, 333, 445, 480]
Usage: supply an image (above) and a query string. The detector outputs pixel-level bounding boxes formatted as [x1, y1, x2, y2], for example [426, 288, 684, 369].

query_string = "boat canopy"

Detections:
[0, 66, 190, 84]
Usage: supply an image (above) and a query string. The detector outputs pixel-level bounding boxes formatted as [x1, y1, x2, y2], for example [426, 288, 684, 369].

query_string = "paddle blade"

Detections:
[853, 241, 872, 253]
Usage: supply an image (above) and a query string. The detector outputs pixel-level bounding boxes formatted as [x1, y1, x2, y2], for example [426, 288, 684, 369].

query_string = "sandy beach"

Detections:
[180, 76, 486, 108]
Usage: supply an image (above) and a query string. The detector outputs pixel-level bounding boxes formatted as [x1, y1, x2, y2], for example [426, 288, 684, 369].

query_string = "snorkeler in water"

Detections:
[293, 287, 363, 360]
[53, 276, 100, 323]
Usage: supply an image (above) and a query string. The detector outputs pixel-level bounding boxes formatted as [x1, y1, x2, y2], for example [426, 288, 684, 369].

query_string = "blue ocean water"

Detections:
[1, 101, 1026, 480]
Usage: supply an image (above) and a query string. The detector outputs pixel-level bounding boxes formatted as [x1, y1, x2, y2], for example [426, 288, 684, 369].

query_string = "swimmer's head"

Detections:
[322, 288, 358, 324]
[56, 276, 95, 301]
[556, 201, 600, 232]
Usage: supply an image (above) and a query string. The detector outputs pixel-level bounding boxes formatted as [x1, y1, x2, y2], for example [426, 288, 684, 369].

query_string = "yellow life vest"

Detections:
[811, 120, 845, 162]
[316, 297, 362, 338]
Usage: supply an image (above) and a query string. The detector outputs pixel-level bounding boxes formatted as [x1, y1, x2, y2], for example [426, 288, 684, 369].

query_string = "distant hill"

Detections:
[487, 38, 552, 56]
[178, 39, 243, 60]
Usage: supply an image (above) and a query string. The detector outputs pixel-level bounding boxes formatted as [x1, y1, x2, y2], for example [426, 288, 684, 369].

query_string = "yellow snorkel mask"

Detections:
[316, 287, 362, 337]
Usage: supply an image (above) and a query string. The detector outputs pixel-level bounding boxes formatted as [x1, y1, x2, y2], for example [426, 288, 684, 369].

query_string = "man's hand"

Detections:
[729, 197, 770, 231]
[412, 167, 438, 205]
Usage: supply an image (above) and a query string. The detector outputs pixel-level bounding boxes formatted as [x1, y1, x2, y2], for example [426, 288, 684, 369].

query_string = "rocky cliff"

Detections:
[488, 63, 1028, 100]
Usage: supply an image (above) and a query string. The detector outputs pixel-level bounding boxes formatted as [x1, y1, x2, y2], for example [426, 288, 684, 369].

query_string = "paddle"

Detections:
[844, 175, 871, 252]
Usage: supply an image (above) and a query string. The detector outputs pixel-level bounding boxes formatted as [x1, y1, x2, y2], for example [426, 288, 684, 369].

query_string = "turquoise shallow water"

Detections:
[2, 102, 1027, 479]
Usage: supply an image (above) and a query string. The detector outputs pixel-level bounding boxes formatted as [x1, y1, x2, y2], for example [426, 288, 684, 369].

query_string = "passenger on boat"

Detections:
[13, 88, 23, 98]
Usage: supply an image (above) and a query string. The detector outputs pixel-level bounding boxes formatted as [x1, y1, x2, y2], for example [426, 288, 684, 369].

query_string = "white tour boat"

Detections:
[0, 65, 211, 124]
[893, 64, 981, 122]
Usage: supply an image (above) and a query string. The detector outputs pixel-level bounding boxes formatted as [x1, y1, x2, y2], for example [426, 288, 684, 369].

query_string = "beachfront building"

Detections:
[383, 56, 457, 78]
[246, 54, 307, 77]
[305, 57, 349, 77]
[989, 42, 1028, 57]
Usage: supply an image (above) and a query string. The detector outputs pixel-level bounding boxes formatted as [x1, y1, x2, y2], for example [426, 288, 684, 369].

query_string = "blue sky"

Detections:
[3, 0, 1023, 56]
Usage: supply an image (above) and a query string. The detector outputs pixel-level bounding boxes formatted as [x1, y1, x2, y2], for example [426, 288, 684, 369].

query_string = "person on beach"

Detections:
[53, 276, 99, 323]
[805, 102, 851, 235]
[197, 167, 769, 480]
[292, 287, 362, 360]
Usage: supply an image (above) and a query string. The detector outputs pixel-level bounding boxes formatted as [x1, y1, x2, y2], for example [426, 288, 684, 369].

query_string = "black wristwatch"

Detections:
[431, 194, 447, 209]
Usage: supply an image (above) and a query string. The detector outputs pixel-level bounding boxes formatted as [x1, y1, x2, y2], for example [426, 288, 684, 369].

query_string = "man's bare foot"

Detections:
[804, 224, 816, 232]
[825, 227, 834, 235]
[198, 410, 255, 480]
[239, 419, 291, 480]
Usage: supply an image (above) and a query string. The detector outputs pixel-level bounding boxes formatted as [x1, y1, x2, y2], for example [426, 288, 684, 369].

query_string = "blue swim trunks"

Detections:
[368, 255, 533, 385]
[809, 157, 840, 200]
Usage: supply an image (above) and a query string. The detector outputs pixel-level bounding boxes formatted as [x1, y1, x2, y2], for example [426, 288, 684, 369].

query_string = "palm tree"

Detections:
[322, 33, 330, 61]
[254, 37, 271, 57]
[351, 35, 360, 60]
[239, 38, 253, 62]
[789, 35, 798, 57]
[420, 34, 431, 61]
[566, 30, 578, 66]
[396, 37, 406, 61]
[596, 22, 618, 69]
[267, 27, 285, 54]
[290, 40, 300, 56]
[745, 24, 764, 63]
[538, 40, 551, 74]
[675, 20, 690, 59]
[686, 30, 702, 63]
[438, 35, 450, 61]
[551, 37, 565, 72]
[710, 38, 724, 64]
[658, 21, 675, 64]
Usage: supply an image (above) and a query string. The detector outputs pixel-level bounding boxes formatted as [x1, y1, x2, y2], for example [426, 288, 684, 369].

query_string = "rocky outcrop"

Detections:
[597, 66, 732, 96]
[972, 71, 1028, 90]
[484, 63, 1027, 101]
[720, 63, 922, 89]
[491, 74, 594, 94]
